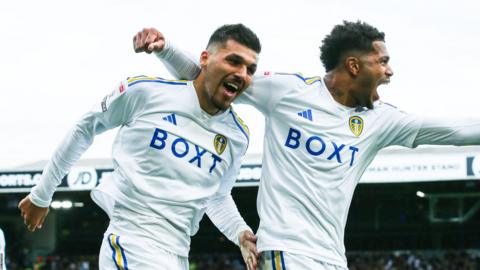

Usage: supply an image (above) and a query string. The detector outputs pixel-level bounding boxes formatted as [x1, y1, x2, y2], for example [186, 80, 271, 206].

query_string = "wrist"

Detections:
[237, 227, 253, 245]
[154, 38, 171, 58]
[28, 192, 50, 208]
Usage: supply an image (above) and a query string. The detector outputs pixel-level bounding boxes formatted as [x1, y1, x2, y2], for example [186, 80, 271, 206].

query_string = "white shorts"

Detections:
[259, 251, 348, 270]
[98, 231, 188, 270]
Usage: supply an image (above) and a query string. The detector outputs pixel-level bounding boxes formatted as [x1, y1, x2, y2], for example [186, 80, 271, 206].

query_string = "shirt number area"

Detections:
[149, 128, 222, 174]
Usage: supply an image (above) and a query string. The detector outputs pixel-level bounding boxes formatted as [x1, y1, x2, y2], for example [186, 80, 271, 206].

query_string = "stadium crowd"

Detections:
[348, 250, 480, 270]
[3, 250, 480, 270]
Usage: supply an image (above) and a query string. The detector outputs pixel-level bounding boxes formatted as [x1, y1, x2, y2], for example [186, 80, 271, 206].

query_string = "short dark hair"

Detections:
[207, 24, 261, 54]
[320, 21, 385, 72]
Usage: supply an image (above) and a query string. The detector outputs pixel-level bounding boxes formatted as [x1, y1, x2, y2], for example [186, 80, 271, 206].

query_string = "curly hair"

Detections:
[320, 21, 385, 72]
[207, 24, 261, 54]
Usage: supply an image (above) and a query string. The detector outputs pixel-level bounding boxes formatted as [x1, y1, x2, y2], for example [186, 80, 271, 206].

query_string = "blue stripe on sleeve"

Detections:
[229, 111, 250, 145]
[128, 79, 187, 87]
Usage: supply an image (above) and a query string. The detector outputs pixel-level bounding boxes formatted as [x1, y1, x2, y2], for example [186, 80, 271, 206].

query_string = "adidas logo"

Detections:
[163, 114, 177, 125]
[297, 109, 313, 121]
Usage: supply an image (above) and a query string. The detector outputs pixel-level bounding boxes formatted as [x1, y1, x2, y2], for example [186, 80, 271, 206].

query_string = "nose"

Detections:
[233, 65, 248, 87]
[386, 65, 394, 77]
[235, 65, 248, 79]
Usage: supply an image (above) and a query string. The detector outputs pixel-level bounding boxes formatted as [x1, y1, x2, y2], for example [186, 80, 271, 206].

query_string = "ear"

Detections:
[199, 50, 209, 68]
[345, 57, 360, 76]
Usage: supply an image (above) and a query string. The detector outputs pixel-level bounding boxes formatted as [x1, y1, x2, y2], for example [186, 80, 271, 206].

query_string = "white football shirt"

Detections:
[30, 76, 251, 256]
[238, 72, 480, 267]
[155, 43, 480, 267]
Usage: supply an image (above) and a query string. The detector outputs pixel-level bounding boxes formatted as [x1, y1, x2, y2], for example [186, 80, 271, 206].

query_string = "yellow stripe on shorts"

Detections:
[108, 233, 129, 270]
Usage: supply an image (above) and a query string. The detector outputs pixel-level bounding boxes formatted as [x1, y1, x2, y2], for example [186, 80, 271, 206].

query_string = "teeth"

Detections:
[226, 82, 239, 91]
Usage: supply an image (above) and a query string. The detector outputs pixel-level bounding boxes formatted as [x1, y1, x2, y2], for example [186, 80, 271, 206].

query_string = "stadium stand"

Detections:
[1, 146, 480, 269]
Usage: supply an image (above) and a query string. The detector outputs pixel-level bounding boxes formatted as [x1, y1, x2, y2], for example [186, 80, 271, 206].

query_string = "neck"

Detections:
[193, 73, 220, 115]
[323, 71, 358, 108]
[324, 71, 376, 109]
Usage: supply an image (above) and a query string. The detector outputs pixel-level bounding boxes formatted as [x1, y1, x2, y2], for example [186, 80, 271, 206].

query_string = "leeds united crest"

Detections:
[349, 116, 364, 137]
[214, 134, 228, 155]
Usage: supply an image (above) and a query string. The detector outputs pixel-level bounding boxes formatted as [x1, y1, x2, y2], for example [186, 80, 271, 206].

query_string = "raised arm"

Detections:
[18, 80, 147, 231]
[133, 28, 200, 80]
[132, 28, 290, 118]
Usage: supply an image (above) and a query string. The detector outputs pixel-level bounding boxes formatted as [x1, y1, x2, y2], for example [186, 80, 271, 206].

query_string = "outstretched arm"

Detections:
[133, 28, 200, 80]
[379, 105, 480, 148]
[19, 110, 106, 231]
[18, 80, 146, 231]
[413, 118, 480, 146]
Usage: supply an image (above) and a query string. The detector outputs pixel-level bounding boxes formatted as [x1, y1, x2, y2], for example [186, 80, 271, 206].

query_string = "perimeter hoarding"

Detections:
[1, 149, 480, 193]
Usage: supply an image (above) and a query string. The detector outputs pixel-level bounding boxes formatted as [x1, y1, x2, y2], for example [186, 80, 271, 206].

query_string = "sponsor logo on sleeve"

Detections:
[101, 95, 108, 112]
[101, 83, 124, 112]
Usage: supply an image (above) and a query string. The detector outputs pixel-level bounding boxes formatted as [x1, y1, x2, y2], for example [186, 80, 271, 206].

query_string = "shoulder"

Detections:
[101, 76, 190, 111]
[108, 75, 190, 102]
[125, 75, 189, 93]
[372, 100, 413, 123]
[226, 109, 250, 146]
[254, 72, 322, 92]
[256, 71, 321, 84]
[126, 75, 189, 87]
[274, 72, 322, 85]
[374, 100, 403, 113]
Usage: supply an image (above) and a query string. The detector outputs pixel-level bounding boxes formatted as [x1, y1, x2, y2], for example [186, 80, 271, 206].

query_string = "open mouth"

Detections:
[378, 79, 390, 86]
[223, 82, 240, 95]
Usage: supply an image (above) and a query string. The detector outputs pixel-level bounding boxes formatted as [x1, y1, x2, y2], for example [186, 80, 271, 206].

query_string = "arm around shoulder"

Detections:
[154, 39, 200, 80]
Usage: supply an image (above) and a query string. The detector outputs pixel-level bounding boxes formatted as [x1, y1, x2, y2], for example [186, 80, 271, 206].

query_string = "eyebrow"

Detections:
[227, 54, 246, 62]
[227, 54, 257, 68]
[380, 55, 390, 61]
